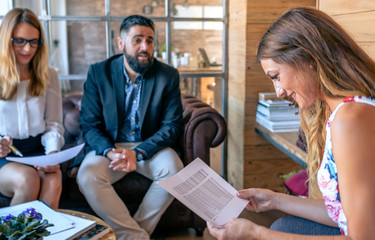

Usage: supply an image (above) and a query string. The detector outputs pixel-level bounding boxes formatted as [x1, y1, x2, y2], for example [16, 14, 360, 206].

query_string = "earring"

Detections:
[309, 65, 313, 69]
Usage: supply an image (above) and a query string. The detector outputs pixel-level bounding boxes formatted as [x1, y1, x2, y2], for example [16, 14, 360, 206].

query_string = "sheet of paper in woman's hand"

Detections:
[6, 143, 84, 167]
[158, 158, 249, 227]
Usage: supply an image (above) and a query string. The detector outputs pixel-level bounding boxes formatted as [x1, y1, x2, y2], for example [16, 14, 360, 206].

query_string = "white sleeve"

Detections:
[41, 68, 65, 154]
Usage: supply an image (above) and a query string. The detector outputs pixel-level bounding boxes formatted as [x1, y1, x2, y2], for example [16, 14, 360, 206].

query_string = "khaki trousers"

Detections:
[77, 143, 183, 240]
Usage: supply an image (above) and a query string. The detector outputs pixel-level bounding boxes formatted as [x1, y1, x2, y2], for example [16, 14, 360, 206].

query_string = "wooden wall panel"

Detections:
[245, 174, 285, 193]
[243, 0, 315, 192]
[319, 0, 375, 62]
[248, 0, 316, 23]
[248, 0, 316, 8]
[245, 143, 304, 192]
[227, 0, 315, 191]
[360, 43, 375, 59]
[332, 12, 375, 42]
[318, 0, 375, 15]
[227, 0, 247, 189]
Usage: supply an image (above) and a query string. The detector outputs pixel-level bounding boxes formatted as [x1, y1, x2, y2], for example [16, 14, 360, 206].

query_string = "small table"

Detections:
[58, 209, 116, 240]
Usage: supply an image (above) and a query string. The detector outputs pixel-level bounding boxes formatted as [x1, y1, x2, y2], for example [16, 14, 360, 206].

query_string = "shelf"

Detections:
[255, 123, 307, 168]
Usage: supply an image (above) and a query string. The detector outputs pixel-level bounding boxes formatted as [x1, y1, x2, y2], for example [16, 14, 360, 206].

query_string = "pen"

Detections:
[9, 145, 23, 157]
[0, 135, 23, 157]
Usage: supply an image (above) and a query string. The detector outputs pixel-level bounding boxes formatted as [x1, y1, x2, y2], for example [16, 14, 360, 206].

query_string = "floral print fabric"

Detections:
[317, 96, 375, 235]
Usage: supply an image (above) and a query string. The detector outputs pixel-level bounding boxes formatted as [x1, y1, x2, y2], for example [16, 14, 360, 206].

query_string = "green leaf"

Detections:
[38, 231, 51, 236]
[0, 225, 6, 234]
[16, 214, 25, 223]
[25, 219, 39, 231]
[18, 235, 27, 240]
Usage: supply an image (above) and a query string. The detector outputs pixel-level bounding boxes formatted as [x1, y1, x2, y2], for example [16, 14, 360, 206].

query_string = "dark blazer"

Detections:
[80, 54, 183, 159]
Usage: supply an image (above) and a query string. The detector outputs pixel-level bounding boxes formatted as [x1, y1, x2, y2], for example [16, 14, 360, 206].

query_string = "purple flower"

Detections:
[1, 214, 14, 223]
[22, 208, 42, 219]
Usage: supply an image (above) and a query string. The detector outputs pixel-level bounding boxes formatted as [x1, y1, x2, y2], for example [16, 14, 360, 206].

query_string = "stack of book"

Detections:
[256, 92, 300, 132]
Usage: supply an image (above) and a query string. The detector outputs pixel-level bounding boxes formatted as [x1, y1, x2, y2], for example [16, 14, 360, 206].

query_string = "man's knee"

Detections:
[170, 156, 183, 175]
[154, 148, 183, 178]
[77, 163, 93, 187]
[167, 148, 183, 173]
[77, 153, 108, 187]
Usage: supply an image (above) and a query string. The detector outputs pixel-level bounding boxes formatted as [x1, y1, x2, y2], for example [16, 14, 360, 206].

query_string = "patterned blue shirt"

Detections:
[116, 66, 143, 142]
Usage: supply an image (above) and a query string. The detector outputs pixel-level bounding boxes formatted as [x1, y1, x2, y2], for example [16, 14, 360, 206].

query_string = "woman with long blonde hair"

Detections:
[0, 8, 64, 209]
[208, 7, 375, 239]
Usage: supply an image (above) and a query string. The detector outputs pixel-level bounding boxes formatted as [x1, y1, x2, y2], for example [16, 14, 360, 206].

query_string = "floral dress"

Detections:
[317, 96, 375, 235]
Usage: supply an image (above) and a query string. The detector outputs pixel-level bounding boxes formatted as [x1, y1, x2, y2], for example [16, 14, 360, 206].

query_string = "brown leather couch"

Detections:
[58, 93, 227, 236]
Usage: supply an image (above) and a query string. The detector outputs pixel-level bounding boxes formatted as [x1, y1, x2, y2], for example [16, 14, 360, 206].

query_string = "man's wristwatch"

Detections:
[134, 148, 145, 161]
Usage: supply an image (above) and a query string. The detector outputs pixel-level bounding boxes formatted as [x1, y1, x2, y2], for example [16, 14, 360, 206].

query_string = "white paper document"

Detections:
[44, 213, 96, 240]
[0, 200, 74, 235]
[6, 143, 84, 167]
[158, 158, 249, 227]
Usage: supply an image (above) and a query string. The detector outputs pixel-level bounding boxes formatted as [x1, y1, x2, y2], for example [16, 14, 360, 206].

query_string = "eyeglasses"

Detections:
[11, 38, 41, 48]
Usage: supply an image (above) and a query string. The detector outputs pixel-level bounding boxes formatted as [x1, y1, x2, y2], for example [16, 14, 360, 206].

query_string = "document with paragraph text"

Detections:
[158, 158, 249, 227]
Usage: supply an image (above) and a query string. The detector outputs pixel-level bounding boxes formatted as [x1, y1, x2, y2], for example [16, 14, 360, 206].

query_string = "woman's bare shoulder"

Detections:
[331, 101, 375, 132]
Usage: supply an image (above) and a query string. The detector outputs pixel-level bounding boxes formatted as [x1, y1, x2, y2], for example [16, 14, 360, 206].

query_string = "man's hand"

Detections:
[107, 148, 137, 172]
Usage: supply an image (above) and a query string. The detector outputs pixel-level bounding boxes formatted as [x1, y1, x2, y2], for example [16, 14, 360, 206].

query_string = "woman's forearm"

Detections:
[273, 192, 336, 227]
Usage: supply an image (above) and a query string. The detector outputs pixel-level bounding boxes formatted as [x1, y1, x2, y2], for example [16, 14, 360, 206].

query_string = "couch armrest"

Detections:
[62, 93, 84, 149]
[181, 95, 227, 166]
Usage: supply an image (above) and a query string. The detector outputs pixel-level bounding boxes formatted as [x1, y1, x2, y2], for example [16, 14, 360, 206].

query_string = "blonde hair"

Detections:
[257, 7, 375, 197]
[0, 8, 49, 100]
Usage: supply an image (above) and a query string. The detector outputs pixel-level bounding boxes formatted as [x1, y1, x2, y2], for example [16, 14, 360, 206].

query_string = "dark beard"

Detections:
[124, 48, 153, 75]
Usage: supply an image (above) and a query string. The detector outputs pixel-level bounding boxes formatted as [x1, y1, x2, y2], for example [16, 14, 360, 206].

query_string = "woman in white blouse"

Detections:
[0, 8, 64, 209]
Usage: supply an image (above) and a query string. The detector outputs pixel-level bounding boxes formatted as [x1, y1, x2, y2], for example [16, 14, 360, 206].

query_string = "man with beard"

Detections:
[77, 15, 184, 240]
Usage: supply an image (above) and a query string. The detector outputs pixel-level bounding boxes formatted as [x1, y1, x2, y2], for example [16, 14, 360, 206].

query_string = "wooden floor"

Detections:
[152, 209, 285, 240]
